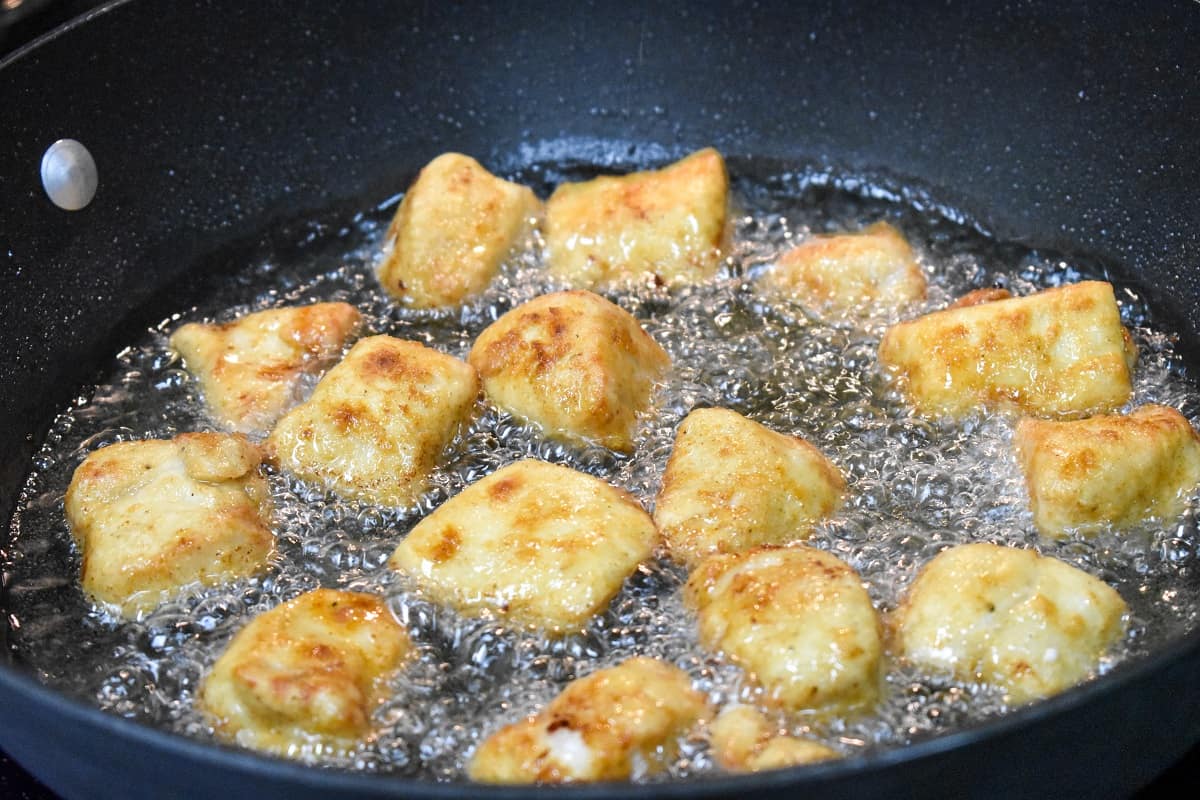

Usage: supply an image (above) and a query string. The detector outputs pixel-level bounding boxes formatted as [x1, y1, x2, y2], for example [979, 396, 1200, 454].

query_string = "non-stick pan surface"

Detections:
[2, 2, 1199, 798]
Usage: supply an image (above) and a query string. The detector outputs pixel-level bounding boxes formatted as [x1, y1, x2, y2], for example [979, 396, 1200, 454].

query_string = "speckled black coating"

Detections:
[1, 1, 1198, 798]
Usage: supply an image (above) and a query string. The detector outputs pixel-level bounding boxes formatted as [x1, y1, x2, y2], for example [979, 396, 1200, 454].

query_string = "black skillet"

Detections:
[2, 1, 1199, 798]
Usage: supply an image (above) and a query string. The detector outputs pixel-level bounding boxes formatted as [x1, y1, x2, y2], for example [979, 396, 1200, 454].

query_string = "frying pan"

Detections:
[2, 1, 1199, 797]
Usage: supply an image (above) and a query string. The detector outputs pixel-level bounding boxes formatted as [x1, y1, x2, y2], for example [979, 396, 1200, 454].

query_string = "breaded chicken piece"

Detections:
[266, 335, 478, 507]
[388, 459, 658, 634]
[892, 543, 1127, 704]
[64, 433, 273, 618]
[377, 153, 542, 308]
[684, 546, 882, 714]
[878, 281, 1134, 418]
[170, 302, 361, 434]
[468, 657, 709, 783]
[545, 148, 728, 288]
[760, 221, 926, 313]
[467, 290, 670, 452]
[709, 705, 840, 773]
[1014, 404, 1200, 538]
[655, 408, 845, 567]
[200, 588, 410, 758]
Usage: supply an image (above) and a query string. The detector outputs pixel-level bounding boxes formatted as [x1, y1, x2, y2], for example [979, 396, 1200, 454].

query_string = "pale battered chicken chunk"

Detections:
[655, 408, 845, 567]
[709, 705, 840, 773]
[377, 153, 542, 308]
[1014, 404, 1200, 538]
[760, 221, 926, 313]
[266, 335, 479, 507]
[388, 459, 658, 634]
[199, 588, 410, 758]
[878, 281, 1134, 418]
[64, 433, 273, 618]
[468, 657, 709, 784]
[170, 302, 361, 433]
[467, 290, 670, 452]
[545, 148, 728, 288]
[892, 543, 1127, 704]
[685, 546, 882, 714]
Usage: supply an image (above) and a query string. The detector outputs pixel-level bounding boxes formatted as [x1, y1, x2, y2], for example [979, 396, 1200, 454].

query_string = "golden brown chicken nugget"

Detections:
[468, 290, 670, 452]
[389, 459, 659, 634]
[709, 705, 840, 773]
[760, 221, 925, 313]
[545, 148, 728, 288]
[170, 302, 361, 433]
[468, 657, 709, 783]
[378, 153, 542, 308]
[878, 281, 1134, 418]
[685, 546, 882, 715]
[655, 407, 845, 567]
[200, 588, 410, 758]
[1015, 404, 1200, 538]
[892, 543, 1127, 704]
[266, 335, 479, 507]
[65, 433, 273, 618]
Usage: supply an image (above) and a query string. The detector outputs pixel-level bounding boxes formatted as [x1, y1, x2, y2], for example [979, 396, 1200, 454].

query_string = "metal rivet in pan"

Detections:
[40, 139, 98, 211]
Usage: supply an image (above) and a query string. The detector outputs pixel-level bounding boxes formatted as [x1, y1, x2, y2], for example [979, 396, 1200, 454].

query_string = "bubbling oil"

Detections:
[6, 159, 1200, 782]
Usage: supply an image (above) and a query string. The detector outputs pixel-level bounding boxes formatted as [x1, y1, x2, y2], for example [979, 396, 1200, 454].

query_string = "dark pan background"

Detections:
[0, 1, 1198, 798]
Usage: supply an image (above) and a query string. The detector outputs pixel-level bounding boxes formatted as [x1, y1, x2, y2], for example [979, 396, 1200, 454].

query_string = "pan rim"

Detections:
[0, 0, 130, 71]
